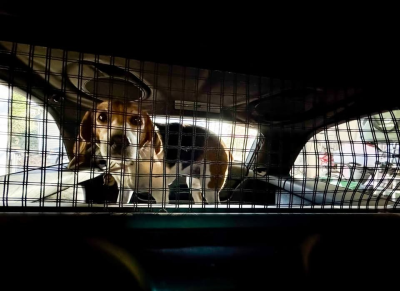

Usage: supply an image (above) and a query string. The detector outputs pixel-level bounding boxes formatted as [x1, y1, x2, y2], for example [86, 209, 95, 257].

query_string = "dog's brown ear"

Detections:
[140, 113, 162, 155]
[68, 111, 93, 169]
[80, 111, 93, 142]
[153, 131, 162, 155]
[67, 140, 89, 169]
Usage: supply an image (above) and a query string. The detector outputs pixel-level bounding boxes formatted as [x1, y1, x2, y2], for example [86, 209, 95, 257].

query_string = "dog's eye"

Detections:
[130, 116, 142, 126]
[98, 113, 107, 122]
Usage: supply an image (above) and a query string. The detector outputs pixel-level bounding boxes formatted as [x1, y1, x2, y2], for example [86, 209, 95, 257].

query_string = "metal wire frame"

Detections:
[0, 40, 399, 212]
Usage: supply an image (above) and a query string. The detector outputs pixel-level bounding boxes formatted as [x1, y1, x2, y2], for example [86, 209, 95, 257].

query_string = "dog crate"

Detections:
[0, 40, 399, 212]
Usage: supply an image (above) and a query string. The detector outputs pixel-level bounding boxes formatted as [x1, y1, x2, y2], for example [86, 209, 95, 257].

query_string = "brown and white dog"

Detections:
[68, 100, 231, 205]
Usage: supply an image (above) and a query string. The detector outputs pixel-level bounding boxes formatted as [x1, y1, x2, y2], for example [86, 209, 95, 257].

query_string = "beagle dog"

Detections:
[68, 100, 231, 205]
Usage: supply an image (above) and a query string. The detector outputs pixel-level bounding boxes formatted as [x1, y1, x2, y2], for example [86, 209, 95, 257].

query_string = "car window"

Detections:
[291, 110, 400, 203]
[0, 84, 68, 176]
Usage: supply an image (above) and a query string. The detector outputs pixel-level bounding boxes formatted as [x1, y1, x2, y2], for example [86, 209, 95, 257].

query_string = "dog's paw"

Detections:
[103, 173, 116, 186]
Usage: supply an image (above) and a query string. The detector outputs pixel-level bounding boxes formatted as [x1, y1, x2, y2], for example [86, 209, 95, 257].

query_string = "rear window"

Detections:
[154, 116, 258, 162]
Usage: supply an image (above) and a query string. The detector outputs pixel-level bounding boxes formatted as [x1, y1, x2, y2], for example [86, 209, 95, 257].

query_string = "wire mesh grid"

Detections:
[0, 40, 398, 212]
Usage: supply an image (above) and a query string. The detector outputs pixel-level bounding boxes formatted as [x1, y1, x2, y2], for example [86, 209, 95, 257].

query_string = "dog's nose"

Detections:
[111, 134, 130, 148]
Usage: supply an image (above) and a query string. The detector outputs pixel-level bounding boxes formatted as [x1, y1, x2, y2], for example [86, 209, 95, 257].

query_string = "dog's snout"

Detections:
[112, 134, 123, 144]
[111, 134, 130, 148]
[107, 132, 136, 159]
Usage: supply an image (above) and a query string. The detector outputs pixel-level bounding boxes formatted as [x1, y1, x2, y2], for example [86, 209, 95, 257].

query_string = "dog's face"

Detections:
[79, 100, 158, 163]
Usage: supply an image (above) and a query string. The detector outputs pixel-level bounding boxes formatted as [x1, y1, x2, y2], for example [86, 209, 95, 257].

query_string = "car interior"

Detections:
[0, 6, 399, 290]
